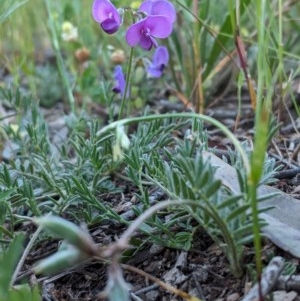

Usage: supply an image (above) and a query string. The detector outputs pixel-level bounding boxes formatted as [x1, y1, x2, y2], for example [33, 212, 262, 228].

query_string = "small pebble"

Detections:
[226, 292, 240, 301]
[145, 290, 160, 301]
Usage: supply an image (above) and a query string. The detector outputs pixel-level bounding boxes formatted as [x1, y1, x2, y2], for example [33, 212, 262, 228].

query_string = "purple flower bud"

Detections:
[147, 46, 169, 78]
[112, 65, 126, 96]
[139, 0, 176, 24]
[92, 0, 121, 34]
[126, 15, 172, 50]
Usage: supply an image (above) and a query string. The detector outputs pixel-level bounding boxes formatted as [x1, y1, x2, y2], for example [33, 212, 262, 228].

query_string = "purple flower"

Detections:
[147, 46, 169, 78]
[112, 65, 126, 96]
[92, 0, 121, 34]
[139, 0, 176, 24]
[125, 15, 172, 50]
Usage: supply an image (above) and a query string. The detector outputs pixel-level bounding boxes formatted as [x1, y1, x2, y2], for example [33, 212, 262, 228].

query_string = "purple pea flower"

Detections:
[92, 0, 121, 34]
[125, 15, 172, 50]
[112, 65, 126, 96]
[139, 0, 176, 24]
[147, 46, 169, 78]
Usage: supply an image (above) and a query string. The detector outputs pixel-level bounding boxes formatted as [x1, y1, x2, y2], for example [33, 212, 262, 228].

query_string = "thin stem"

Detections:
[166, 39, 181, 92]
[253, 0, 268, 297]
[228, 0, 236, 30]
[118, 47, 134, 119]
[10, 226, 42, 286]
[191, 0, 204, 114]
[44, 0, 76, 114]
[235, 0, 240, 29]
[121, 263, 195, 299]
[278, 0, 283, 66]
[118, 200, 200, 246]
[97, 112, 250, 174]
[277, 0, 284, 117]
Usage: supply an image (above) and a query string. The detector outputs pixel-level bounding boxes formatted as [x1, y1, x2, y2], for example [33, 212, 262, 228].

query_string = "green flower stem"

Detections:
[97, 112, 250, 173]
[191, 0, 204, 114]
[118, 46, 134, 120]
[251, 0, 273, 295]
[166, 39, 181, 92]
[277, 0, 284, 108]
[227, 0, 236, 30]
[44, 0, 75, 114]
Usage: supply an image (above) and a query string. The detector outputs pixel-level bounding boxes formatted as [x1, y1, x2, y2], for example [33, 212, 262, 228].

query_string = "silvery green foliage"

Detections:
[0, 89, 276, 283]
[0, 91, 122, 227]
[125, 119, 273, 278]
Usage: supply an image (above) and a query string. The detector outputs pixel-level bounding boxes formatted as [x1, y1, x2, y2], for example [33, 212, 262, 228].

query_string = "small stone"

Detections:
[145, 290, 160, 301]
[226, 292, 240, 301]
[273, 290, 297, 301]
[144, 260, 162, 273]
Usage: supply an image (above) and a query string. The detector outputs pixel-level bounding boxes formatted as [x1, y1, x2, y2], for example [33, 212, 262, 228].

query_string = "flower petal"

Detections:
[101, 18, 120, 34]
[92, 0, 120, 24]
[139, 34, 153, 50]
[126, 15, 172, 50]
[140, 0, 176, 24]
[112, 65, 126, 95]
[144, 15, 172, 38]
[125, 19, 145, 47]
[152, 46, 169, 66]
[147, 66, 163, 78]
[151, 0, 176, 23]
[139, 0, 153, 15]
[147, 46, 169, 77]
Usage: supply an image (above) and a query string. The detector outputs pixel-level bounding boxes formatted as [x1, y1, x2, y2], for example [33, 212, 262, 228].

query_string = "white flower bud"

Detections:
[112, 125, 130, 162]
[61, 21, 78, 42]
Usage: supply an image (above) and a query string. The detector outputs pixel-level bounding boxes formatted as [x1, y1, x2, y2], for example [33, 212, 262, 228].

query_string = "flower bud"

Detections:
[34, 216, 97, 255]
[111, 49, 126, 64]
[61, 21, 78, 42]
[34, 245, 89, 275]
[112, 125, 130, 161]
[116, 125, 130, 150]
[113, 143, 123, 161]
[75, 47, 90, 63]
